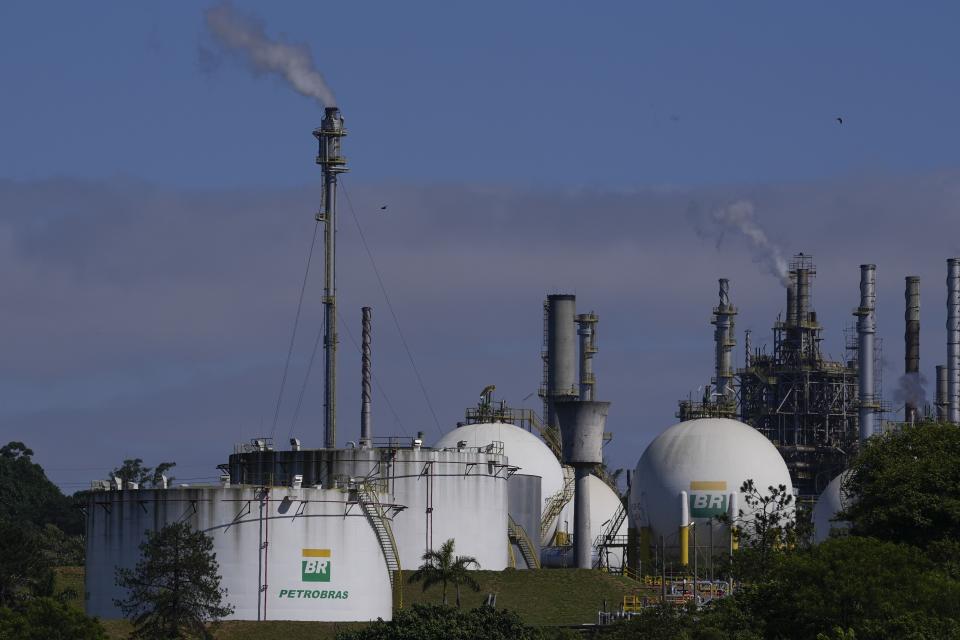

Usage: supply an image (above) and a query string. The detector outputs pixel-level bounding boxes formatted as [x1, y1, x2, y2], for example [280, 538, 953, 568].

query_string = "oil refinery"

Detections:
[82, 106, 960, 623]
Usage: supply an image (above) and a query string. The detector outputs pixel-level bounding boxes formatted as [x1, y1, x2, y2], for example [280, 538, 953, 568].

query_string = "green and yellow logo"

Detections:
[689, 481, 728, 518]
[301, 549, 331, 582]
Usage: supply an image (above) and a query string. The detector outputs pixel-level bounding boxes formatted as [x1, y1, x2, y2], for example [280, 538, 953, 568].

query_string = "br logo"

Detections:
[688, 481, 728, 518]
[302, 549, 331, 582]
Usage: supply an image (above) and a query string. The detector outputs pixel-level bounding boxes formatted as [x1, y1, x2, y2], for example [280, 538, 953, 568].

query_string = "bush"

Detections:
[0, 597, 106, 640]
[337, 603, 543, 640]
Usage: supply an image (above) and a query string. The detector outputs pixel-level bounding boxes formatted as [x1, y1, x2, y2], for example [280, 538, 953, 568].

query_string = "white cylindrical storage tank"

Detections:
[435, 422, 563, 546]
[629, 418, 794, 560]
[812, 471, 852, 543]
[85, 486, 392, 622]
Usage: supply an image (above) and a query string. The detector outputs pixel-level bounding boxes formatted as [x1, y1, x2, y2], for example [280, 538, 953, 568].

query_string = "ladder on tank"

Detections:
[540, 465, 575, 544]
[593, 501, 627, 569]
[357, 483, 403, 609]
[507, 515, 541, 569]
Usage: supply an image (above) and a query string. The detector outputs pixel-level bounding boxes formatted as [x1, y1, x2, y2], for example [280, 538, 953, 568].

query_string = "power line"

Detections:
[270, 221, 321, 438]
[288, 314, 324, 438]
[340, 180, 443, 436]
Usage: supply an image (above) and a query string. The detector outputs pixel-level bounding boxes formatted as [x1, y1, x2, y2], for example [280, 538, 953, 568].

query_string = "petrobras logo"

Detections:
[301, 548, 331, 582]
[689, 481, 728, 518]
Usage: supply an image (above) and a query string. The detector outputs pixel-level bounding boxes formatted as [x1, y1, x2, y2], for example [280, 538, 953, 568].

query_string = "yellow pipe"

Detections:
[731, 526, 739, 552]
[679, 525, 689, 566]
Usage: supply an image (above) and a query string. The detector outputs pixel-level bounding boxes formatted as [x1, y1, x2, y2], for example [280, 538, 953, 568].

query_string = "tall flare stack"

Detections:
[712, 279, 738, 404]
[555, 399, 610, 569]
[948, 259, 960, 424]
[314, 107, 348, 448]
[904, 277, 920, 423]
[856, 264, 877, 442]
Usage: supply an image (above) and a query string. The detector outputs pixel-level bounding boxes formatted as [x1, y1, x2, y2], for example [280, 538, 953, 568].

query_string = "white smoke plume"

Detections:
[893, 371, 928, 410]
[204, 2, 336, 107]
[692, 200, 791, 287]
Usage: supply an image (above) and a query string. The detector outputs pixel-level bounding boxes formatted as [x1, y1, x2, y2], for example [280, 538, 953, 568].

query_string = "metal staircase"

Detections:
[357, 483, 403, 608]
[507, 515, 541, 569]
[593, 501, 628, 569]
[540, 465, 575, 544]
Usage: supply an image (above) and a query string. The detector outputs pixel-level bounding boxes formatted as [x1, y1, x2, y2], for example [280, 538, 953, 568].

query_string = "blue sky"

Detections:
[2, 2, 960, 491]
[3, 2, 959, 188]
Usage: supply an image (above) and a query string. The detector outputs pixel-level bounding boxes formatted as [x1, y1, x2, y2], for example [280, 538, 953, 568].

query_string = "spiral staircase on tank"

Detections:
[507, 515, 541, 569]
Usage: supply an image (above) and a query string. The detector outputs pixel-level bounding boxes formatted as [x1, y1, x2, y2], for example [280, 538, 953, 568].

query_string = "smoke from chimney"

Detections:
[893, 372, 927, 414]
[693, 200, 791, 287]
[204, 2, 336, 107]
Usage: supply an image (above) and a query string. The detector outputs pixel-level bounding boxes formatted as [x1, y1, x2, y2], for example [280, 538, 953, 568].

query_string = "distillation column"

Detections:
[712, 279, 737, 403]
[856, 264, 877, 442]
[555, 399, 610, 569]
[314, 107, 348, 448]
[904, 277, 920, 424]
[576, 312, 599, 401]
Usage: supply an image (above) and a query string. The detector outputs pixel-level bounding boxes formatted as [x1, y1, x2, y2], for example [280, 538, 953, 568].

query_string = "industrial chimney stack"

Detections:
[314, 107, 348, 448]
[856, 264, 877, 442]
[360, 307, 372, 448]
[543, 295, 578, 430]
[576, 312, 599, 401]
[712, 279, 737, 403]
[904, 277, 920, 423]
[948, 259, 960, 424]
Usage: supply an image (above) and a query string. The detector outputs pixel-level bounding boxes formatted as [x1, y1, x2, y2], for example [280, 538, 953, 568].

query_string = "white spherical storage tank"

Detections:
[85, 486, 392, 622]
[812, 471, 852, 543]
[435, 422, 564, 546]
[629, 418, 794, 558]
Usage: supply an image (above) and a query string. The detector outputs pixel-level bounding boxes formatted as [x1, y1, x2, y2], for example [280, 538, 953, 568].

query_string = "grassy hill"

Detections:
[58, 566, 641, 639]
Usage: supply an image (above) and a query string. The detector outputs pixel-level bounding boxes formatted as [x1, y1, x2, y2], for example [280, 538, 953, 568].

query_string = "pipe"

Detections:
[712, 279, 737, 402]
[314, 107, 348, 448]
[948, 259, 960, 424]
[856, 264, 877, 442]
[360, 306, 372, 447]
[905, 277, 920, 423]
[576, 313, 598, 401]
[574, 466, 592, 569]
[679, 491, 690, 567]
[546, 295, 577, 429]
[937, 364, 949, 421]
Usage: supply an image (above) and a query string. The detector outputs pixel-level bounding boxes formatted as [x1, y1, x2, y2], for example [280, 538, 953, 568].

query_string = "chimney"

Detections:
[937, 364, 949, 421]
[904, 277, 920, 423]
[948, 259, 960, 424]
[544, 295, 577, 430]
[360, 307, 373, 448]
[856, 264, 877, 442]
[576, 312, 599, 401]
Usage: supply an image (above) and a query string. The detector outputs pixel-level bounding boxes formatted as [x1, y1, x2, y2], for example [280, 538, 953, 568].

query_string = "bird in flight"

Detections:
[836, 117, 843, 124]
[380, 205, 388, 211]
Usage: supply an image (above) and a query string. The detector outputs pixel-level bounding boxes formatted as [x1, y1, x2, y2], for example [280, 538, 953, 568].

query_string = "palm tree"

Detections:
[407, 538, 481, 607]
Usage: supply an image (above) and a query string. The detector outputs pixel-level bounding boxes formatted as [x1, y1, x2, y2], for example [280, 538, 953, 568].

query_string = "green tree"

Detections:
[114, 522, 233, 640]
[408, 538, 482, 607]
[337, 603, 543, 640]
[841, 421, 960, 549]
[743, 536, 960, 640]
[0, 441, 82, 535]
[0, 597, 106, 640]
[0, 520, 54, 607]
[110, 458, 176, 489]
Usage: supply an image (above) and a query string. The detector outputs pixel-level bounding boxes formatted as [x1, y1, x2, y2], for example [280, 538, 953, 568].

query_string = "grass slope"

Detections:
[58, 566, 640, 638]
